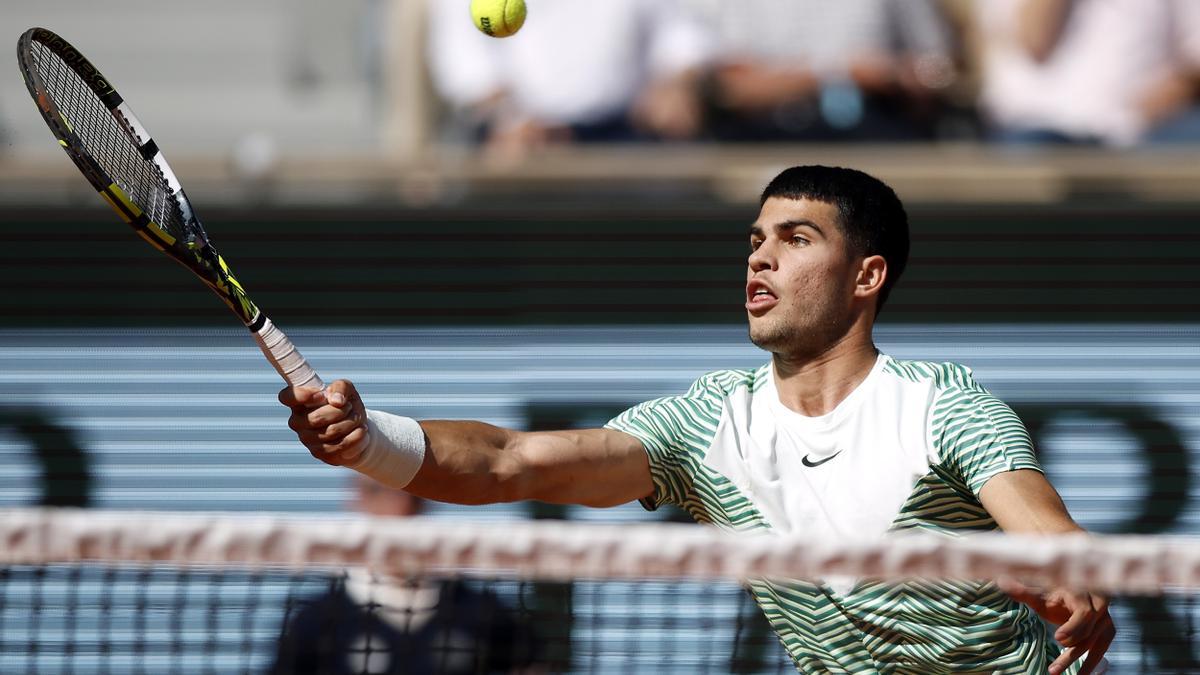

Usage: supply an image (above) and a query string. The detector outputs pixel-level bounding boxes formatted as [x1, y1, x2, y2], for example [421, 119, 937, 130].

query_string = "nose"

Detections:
[748, 240, 774, 273]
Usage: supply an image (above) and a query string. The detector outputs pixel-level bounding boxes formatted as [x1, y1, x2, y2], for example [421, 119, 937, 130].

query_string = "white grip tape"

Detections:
[350, 409, 427, 489]
[252, 316, 325, 389]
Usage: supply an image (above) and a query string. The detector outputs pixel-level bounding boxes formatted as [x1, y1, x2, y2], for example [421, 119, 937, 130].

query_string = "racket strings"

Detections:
[31, 41, 186, 239]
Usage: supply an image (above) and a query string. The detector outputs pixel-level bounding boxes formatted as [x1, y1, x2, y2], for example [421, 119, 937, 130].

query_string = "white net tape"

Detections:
[2, 508, 1198, 594]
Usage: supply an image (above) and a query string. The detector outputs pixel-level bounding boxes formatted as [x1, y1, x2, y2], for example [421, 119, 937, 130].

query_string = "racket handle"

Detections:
[252, 316, 326, 390]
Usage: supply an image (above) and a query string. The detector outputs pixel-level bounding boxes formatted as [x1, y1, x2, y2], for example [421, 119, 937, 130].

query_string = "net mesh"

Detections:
[31, 40, 186, 239]
[3, 509, 1200, 674]
[1, 564, 792, 675]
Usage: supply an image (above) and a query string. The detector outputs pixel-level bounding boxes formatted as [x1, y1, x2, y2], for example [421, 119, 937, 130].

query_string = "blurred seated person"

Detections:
[977, 0, 1200, 146]
[427, 0, 712, 161]
[688, 0, 959, 142]
[270, 476, 542, 675]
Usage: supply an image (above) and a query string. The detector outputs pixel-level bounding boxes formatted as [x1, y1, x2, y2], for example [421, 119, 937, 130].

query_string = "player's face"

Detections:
[746, 197, 862, 358]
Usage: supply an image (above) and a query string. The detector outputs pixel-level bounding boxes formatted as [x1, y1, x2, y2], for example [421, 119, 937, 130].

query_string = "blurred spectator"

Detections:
[977, 0, 1200, 146]
[271, 476, 542, 675]
[426, 0, 712, 161]
[687, 0, 959, 142]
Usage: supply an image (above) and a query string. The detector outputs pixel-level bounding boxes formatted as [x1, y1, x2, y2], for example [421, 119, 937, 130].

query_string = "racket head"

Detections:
[16, 27, 262, 328]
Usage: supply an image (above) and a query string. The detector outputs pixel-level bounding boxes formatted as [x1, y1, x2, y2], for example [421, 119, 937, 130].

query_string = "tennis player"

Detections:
[280, 165, 1113, 674]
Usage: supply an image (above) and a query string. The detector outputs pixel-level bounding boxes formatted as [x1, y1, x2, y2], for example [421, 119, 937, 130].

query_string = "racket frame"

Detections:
[17, 27, 324, 389]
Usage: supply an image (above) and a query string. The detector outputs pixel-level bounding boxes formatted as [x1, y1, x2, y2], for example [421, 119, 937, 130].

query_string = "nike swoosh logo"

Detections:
[801, 451, 842, 468]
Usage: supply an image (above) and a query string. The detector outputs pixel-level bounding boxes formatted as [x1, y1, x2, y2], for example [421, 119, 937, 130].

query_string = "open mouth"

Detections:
[745, 281, 778, 312]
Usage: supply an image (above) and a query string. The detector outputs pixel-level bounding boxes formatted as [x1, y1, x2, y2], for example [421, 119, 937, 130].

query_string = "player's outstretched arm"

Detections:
[279, 380, 654, 508]
[980, 470, 1116, 675]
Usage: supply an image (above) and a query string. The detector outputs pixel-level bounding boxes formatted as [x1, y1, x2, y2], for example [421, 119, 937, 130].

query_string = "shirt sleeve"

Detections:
[931, 384, 1043, 497]
[605, 374, 727, 510]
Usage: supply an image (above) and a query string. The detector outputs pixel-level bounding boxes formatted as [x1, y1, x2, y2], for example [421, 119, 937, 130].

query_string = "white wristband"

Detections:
[349, 409, 427, 489]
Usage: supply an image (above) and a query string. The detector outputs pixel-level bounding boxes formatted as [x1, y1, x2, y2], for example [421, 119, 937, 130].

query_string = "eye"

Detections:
[790, 235, 809, 246]
[749, 237, 763, 251]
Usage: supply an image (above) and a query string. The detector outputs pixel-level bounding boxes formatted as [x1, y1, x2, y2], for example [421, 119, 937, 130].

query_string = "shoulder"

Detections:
[620, 366, 761, 422]
[883, 357, 983, 393]
[655, 367, 764, 417]
[683, 367, 764, 399]
[605, 367, 763, 452]
[884, 357, 1018, 434]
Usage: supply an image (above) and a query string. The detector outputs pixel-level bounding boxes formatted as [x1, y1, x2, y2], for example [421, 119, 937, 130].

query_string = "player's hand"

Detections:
[278, 379, 369, 466]
[998, 578, 1115, 675]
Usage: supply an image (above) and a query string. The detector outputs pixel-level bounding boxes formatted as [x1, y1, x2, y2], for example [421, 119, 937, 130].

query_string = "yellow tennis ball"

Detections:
[470, 0, 526, 38]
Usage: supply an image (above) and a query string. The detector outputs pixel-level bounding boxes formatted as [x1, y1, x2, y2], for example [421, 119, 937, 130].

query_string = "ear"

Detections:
[853, 255, 887, 302]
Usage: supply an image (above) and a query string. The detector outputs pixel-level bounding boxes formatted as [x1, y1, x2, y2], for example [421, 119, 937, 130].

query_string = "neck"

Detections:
[771, 328, 879, 417]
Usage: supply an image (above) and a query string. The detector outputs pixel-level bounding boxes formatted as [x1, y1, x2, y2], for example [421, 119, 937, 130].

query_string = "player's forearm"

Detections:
[351, 411, 652, 508]
[351, 411, 526, 505]
[407, 419, 529, 505]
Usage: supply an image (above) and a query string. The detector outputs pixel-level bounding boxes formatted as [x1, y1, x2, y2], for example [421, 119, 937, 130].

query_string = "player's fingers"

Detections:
[318, 416, 365, 443]
[278, 386, 326, 408]
[298, 430, 359, 467]
[277, 386, 301, 406]
[287, 413, 309, 433]
[997, 578, 1047, 613]
[1048, 644, 1082, 675]
[306, 446, 346, 467]
[1054, 596, 1098, 647]
[326, 379, 361, 409]
[1079, 621, 1116, 675]
[322, 427, 368, 463]
[306, 403, 351, 428]
[295, 430, 324, 449]
[287, 406, 342, 433]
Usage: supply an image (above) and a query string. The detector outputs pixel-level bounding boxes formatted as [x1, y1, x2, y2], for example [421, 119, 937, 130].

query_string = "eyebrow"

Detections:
[748, 219, 824, 237]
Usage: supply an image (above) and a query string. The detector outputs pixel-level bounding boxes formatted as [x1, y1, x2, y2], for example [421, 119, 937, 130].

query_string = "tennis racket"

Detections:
[17, 27, 323, 390]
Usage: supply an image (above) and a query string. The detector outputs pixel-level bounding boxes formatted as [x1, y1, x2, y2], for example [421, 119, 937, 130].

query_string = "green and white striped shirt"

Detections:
[607, 354, 1073, 674]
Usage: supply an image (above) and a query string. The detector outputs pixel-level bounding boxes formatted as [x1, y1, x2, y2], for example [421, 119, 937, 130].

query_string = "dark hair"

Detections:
[760, 165, 910, 313]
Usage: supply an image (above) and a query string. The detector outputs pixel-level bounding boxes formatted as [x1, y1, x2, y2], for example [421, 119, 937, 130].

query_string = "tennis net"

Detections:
[2, 508, 1199, 674]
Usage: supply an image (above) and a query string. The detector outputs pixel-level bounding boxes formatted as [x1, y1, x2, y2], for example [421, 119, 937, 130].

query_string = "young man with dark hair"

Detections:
[280, 166, 1113, 674]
